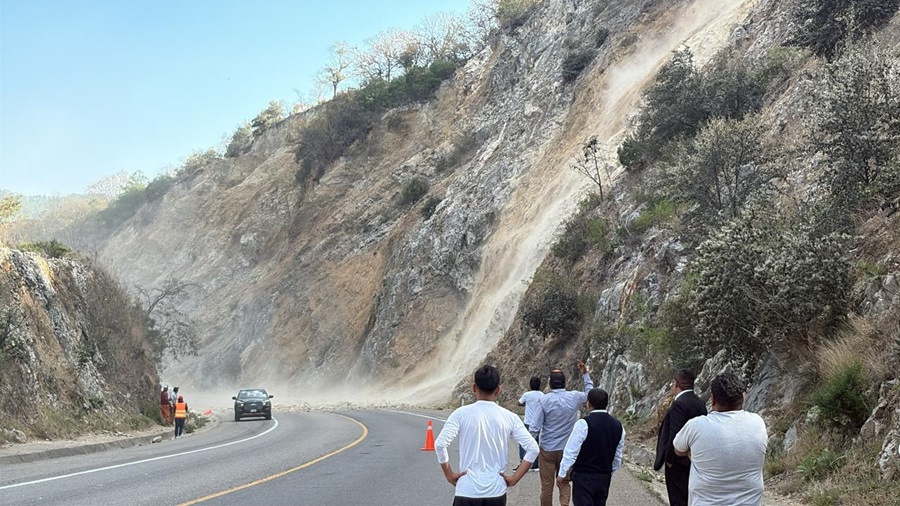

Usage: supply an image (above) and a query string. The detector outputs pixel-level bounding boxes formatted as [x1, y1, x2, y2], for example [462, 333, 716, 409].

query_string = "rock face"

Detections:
[65, 0, 754, 400]
[0, 248, 159, 436]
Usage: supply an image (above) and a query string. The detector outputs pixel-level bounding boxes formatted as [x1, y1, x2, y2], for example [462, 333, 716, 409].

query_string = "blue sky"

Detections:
[0, 0, 471, 196]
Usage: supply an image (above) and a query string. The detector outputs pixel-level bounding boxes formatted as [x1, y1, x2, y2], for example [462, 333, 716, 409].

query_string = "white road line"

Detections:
[0, 419, 280, 490]
[387, 410, 448, 422]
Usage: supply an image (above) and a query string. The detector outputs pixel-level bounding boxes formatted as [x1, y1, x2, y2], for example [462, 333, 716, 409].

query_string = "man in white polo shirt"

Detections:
[435, 364, 539, 506]
[673, 372, 768, 506]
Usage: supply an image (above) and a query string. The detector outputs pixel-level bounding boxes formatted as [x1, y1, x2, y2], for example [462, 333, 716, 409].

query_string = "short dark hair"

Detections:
[474, 365, 501, 393]
[587, 388, 609, 410]
[675, 369, 695, 390]
[710, 372, 745, 410]
[549, 369, 566, 389]
[529, 376, 541, 391]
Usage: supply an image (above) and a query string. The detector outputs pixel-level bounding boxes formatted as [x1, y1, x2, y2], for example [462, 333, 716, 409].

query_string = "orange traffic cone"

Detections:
[420, 420, 436, 451]
[202, 409, 212, 415]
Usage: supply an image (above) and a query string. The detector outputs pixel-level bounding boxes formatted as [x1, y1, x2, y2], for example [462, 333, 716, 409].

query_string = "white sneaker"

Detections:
[530, 468, 539, 472]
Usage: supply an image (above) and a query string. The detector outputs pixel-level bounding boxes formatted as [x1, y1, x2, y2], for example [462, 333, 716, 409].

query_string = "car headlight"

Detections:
[236, 402, 244, 407]
[263, 400, 271, 406]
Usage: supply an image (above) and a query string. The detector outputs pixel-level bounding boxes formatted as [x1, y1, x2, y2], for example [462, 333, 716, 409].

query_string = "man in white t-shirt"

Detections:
[435, 365, 539, 506]
[518, 376, 545, 471]
[673, 372, 768, 506]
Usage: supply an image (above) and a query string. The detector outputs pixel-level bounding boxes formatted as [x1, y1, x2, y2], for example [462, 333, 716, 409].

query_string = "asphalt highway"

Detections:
[0, 410, 662, 505]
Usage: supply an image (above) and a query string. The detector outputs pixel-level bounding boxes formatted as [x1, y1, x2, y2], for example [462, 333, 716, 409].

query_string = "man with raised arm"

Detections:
[435, 364, 539, 506]
[530, 360, 594, 506]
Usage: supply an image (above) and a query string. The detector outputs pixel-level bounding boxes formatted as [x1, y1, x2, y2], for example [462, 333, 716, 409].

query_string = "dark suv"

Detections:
[232, 388, 273, 421]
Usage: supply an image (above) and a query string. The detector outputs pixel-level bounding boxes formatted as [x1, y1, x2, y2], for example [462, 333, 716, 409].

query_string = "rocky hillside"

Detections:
[60, 0, 752, 399]
[0, 248, 160, 440]
[10, 0, 899, 500]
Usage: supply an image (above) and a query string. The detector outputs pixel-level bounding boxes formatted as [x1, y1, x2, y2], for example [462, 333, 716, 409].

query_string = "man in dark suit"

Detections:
[654, 369, 707, 506]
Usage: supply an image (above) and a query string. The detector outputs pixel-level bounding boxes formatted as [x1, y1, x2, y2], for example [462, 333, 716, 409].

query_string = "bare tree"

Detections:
[354, 29, 412, 82]
[416, 12, 471, 63]
[136, 278, 199, 361]
[319, 42, 353, 97]
[571, 137, 614, 199]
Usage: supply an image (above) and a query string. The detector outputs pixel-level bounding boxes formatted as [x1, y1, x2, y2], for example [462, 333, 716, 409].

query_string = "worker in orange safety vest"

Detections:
[174, 395, 188, 439]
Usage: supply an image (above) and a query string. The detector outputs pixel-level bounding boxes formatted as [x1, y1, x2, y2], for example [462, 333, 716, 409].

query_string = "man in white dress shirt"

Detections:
[435, 365, 539, 506]
[557, 388, 625, 506]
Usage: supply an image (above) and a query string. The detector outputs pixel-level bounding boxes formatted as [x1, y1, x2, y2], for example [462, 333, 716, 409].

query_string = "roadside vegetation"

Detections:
[528, 5, 899, 502]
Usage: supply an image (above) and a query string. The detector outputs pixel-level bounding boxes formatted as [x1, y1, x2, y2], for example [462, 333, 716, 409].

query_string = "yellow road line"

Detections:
[179, 414, 368, 505]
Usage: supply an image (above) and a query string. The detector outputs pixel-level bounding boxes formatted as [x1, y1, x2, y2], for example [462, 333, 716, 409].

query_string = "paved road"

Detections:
[0, 410, 661, 505]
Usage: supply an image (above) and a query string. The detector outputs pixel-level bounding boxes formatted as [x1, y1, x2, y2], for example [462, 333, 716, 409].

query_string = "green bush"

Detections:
[296, 60, 463, 182]
[420, 196, 441, 219]
[562, 48, 596, 83]
[689, 211, 851, 362]
[551, 210, 610, 262]
[399, 177, 429, 206]
[225, 123, 253, 158]
[812, 42, 900, 212]
[619, 48, 772, 170]
[522, 270, 585, 340]
[811, 362, 874, 430]
[666, 116, 771, 231]
[790, 0, 900, 59]
[797, 448, 845, 480]
[18, 239, 71, 258]
[630, 198, 677, 235]
[250, 101, 285, 137]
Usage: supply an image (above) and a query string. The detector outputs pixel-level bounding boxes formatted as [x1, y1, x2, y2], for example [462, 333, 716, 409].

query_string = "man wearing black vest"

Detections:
[654, 369, 707, 506]
[556, 388, 625, 506]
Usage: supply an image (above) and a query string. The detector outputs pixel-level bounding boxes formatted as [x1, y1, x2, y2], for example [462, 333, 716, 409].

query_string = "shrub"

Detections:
[250, 100, 285, 137]
[144, 174, 175, 201]
[435, 131, 479, 173]
[790, 0, 900, 59]
[689, 211, 851, 362]
[18, 239, 71, 258]
[420, 195, 441, 219]
[522, 270, 585, 340]
[811, 362, 874, 430]
[619, 48, 772, 170]
[666, 116, 771, 231]
[225, 123, 253, 158]
[296, 60, 464, 182]
[551, 205, 610, 262]
[561, 48, 596, 83]
[496, 0, 537, 29]
[811, 41, 900, 212]
[798, 448, 845, 480]
[630, 198, 677, 235]
[181, 149, 221, 176]
[399, 177, 429, 206]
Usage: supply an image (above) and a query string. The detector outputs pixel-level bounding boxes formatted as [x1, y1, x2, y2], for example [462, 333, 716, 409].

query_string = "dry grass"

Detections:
[816, 316, 892, 383]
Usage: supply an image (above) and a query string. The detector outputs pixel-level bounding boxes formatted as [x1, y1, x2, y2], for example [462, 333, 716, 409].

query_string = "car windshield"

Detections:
[237, 389, 268, 400]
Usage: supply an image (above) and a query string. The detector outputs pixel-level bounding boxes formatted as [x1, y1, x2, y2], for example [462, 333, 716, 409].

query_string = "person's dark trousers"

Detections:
[664, 462, 690, 506]
[571, 471, 612, 506]
[452, 495, 506, 506]
[174, 418, 186, 438]
[518, 424, 539, 469]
